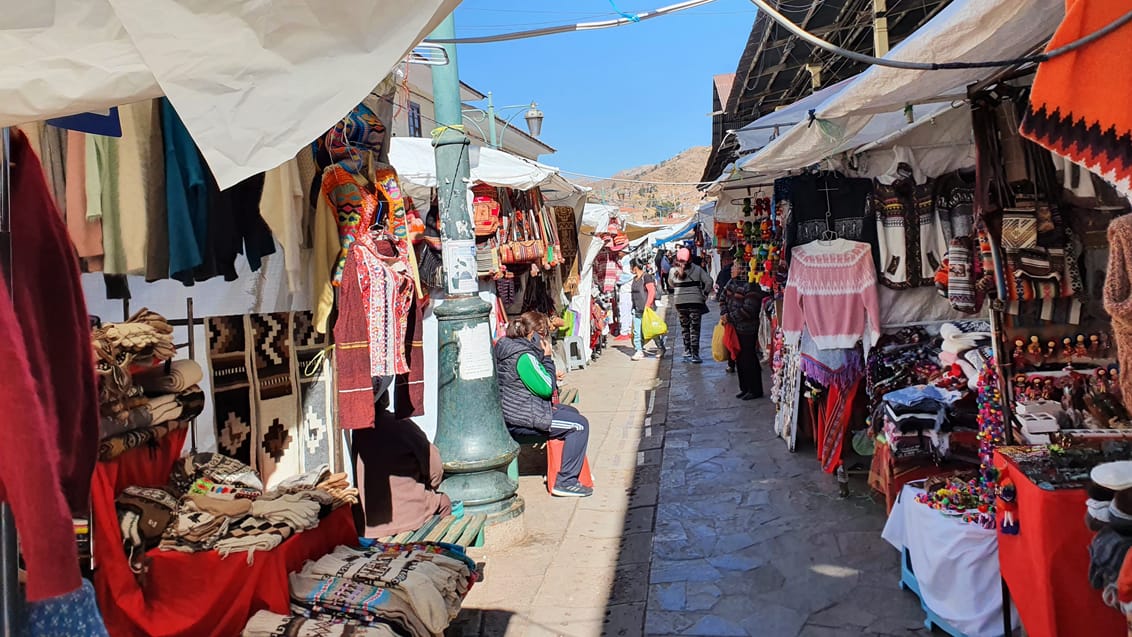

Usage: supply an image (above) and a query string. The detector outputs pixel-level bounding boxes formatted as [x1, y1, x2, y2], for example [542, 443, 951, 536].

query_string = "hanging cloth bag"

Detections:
[498, 191, 545, 265]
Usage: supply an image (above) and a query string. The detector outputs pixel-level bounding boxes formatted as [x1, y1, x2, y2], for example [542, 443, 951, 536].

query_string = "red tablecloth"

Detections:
[92, 428, 358, 637]
[994, 451, 1125, 637]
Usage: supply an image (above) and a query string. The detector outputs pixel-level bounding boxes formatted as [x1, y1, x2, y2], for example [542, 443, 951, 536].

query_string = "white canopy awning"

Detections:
[739, 0, 1063, 176]
[390, 136, 568, 194]
[733, 78, 852, 154]
[0, 0, 458, 188]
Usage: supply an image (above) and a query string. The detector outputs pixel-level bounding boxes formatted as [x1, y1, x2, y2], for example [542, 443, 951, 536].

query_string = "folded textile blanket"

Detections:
[214, 516, 292, 563]
[99, 420, 186, 461]
[306, 551, 454, 631]
[290, 566, 431, 637]
[133, 359, 204, 394]
[250, 494, 321, 532]
[242, 610, 398, 637]
[188, 492, 252, 517]
[100, 404, 153, 439]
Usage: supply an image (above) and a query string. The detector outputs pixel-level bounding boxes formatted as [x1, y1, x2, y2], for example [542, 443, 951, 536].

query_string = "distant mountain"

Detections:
[581, 147, 710, 223]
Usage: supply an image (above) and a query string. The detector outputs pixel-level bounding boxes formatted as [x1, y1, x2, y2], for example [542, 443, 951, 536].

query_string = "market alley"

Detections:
[449, 302, 927, 637]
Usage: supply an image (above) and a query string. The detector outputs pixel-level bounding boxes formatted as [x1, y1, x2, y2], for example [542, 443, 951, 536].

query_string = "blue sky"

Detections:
[450, 0, 755, 178]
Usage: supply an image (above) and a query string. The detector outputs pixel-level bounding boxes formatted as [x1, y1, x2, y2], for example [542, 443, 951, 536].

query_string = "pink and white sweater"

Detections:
[782, 239, 881, 355]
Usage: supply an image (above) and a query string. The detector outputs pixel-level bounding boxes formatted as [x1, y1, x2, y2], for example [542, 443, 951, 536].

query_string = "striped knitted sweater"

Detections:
[782, 239, 881, 355]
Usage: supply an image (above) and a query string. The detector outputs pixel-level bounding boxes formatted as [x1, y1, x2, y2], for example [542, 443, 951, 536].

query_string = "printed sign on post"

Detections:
[457, 323, 493, 380]
[443, 239, 478, 295]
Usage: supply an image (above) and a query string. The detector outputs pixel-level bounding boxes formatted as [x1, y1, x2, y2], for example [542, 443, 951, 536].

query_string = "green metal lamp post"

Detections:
[428, 14, 523, 523]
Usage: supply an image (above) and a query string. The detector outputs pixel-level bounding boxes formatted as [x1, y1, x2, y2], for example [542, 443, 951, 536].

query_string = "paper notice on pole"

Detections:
[457, 323, 493, 380]
[444, 239, 478, 295]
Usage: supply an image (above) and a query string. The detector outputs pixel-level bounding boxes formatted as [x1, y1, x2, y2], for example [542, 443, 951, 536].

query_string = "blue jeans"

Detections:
[632, 311, 665, 353]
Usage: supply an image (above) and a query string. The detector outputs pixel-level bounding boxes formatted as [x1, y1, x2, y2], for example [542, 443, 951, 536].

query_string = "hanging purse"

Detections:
[472, 187, 502, 238]
[498, 191, 545, 265]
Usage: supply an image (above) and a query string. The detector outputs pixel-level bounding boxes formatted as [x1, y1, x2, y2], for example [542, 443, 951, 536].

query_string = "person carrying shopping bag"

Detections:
[719, 260, 768, 399]
[629, 258, 667, 361]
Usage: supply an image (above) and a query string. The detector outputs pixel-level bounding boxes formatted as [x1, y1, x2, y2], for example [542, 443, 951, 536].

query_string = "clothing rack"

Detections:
[0, 127, 19, 637]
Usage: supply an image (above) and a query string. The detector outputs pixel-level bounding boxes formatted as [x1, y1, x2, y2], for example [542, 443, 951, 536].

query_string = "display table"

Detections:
[91, 428, 359, 637]
[882, 484, 1015, 636]
[994, 451, 1125, 637]
[868, 440, 978, 514]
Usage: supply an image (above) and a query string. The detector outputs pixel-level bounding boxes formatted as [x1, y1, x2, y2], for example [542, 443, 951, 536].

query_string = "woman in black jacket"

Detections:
[494, 314, 593, 497]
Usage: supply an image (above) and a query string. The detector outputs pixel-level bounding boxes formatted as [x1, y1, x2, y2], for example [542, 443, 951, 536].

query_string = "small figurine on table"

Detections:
[1063, 337, 1075, 361]
[1046, 340, 1059, 361]
[1027, 335, 1043, 360]
[1075, 334, 1089, 359]
[1089, 334, 1101, 357]
[1100, 332, 1113, 357]
[1012, 339, 1027, 371]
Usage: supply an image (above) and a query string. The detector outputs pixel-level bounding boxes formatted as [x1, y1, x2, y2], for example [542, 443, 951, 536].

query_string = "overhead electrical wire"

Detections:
[425, 0, 720, 44]
[427, 0, 1132, 72]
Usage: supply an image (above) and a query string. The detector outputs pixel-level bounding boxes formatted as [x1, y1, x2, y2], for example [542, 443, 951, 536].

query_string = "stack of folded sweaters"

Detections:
[94, 309, 207, 461]
[261, 542, 479, 637]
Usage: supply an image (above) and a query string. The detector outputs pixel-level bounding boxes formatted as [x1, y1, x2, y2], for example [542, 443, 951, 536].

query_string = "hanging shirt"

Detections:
[260, 157, 306, 293]
[117, 100, 163, 277]
[86, 134, 125, 274]
[162, 98, 209, 283]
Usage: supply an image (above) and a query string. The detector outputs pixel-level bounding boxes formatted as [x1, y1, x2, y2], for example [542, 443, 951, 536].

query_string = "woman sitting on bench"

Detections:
[494, 313, 593, 498]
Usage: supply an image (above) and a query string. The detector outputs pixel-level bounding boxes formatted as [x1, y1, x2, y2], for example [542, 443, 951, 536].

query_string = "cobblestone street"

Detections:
[451, 303, 928, 636]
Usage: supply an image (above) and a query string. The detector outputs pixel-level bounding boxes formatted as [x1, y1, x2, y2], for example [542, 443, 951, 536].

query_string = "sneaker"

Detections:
[682, 353, 693, 362]
[735, 391, 747, 399]
[551, 482, 594, 498]
[690, 355, 703, 364]
[656, 345, 667, 359]
[631, 351, 645, 361]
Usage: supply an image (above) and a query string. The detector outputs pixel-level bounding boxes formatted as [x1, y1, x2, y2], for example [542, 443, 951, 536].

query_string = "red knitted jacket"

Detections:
[0, 128, 96, 601]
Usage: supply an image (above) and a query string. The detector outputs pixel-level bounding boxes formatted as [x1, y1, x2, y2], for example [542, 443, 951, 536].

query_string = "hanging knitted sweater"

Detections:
[1021, 0, 1132, 199]
[782, 239, 881, 355]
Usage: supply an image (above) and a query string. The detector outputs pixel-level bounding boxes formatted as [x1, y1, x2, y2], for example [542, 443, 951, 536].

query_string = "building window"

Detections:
[408, 102, 423, 137]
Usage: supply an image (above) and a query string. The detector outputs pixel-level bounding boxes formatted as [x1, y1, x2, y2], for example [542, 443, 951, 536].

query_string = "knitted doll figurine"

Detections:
[999, 478, 1019, 535]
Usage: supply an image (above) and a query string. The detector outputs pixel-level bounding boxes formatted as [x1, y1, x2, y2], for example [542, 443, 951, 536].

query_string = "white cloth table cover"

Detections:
[882, 484, 1017, 636]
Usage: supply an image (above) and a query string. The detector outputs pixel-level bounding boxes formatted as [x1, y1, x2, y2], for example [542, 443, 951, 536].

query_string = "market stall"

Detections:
[714, 0, 1132, 633]
[2, 8, 496, 624]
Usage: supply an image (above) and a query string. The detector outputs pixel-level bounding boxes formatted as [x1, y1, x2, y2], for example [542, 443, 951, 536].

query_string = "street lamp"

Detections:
[462, 92, 545, 149]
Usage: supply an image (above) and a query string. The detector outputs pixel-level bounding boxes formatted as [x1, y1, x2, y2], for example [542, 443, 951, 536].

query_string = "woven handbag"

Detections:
[498, 196, 544, 265]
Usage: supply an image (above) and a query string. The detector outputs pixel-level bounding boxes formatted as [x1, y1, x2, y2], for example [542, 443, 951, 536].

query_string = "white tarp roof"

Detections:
[0, 0, 458, 188]
[733, 78, 852, 154]
[390, 137, 568, 194]
[739, 0, 1063, 176]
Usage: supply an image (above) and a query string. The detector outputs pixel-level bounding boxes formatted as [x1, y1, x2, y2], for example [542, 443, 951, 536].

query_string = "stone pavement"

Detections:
[646, 342, 929, 637]
[448, 325, 666, 637]
[449, 301, 930, 636]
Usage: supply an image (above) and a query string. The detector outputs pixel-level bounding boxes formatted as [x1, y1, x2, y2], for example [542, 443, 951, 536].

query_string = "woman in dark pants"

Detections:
[666, 247, 714, 363]
[494, 314, 592, 497]
[718, 261, 767, 399]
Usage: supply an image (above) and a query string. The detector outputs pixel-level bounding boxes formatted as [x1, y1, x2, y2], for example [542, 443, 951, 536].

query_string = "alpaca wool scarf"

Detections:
[1021, 0, 1132, 199]
[1103, 215, 1132, 401]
